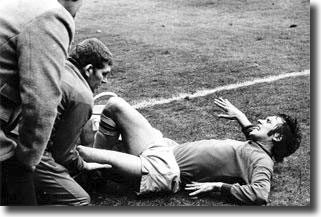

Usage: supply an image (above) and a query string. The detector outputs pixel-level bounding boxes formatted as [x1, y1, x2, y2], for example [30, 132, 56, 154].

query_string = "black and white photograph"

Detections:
[0, 0, 313, 211]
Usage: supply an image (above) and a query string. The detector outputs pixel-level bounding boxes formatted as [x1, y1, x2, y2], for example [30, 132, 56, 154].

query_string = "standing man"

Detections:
[0, 0, 83, 205]
[34, 38, 113, 205]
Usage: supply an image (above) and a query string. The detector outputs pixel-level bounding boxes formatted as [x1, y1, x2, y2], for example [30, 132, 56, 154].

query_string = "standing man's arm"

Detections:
[15, 10, 74, 170]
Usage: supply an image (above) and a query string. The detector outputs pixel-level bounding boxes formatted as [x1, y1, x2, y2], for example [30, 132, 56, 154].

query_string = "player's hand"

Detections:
[83, 161, 112, 171]
[185, 182, 223, 197]
[214, 97, 243, 120]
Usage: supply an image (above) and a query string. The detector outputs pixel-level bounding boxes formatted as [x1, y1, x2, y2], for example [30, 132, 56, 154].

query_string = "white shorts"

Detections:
[138, 137, 180, 195]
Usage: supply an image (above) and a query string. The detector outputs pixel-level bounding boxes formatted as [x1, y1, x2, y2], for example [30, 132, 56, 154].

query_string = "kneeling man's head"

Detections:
[69, 38, 113, 91]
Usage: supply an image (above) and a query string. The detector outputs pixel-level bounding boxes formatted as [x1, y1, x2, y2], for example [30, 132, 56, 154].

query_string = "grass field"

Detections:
[73, 0, 310, 206]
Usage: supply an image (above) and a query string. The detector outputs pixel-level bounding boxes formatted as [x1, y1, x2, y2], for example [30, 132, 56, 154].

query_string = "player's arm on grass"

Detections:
[214, 97, 252, 128]
[185, 164, 272, 205]
[185, 169, 271, 206]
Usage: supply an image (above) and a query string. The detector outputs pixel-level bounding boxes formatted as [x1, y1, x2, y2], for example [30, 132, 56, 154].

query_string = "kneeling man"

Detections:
[34, 38, 113, 205]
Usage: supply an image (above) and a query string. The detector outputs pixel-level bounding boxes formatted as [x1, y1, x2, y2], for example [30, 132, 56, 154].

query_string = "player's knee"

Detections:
[99, 97, 123, 135]
[102, 96, 127, 118]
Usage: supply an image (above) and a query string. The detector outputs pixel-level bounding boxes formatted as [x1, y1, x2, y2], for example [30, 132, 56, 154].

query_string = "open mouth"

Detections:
[253, 124, 261, 131]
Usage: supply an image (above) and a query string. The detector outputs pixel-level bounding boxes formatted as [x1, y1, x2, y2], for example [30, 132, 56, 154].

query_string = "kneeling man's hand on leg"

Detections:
[83, 161, 112, 170]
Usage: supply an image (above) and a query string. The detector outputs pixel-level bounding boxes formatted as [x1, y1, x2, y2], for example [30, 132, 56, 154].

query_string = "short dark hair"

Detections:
[69, 38, 113, 70]
[269, 114, 301, 162]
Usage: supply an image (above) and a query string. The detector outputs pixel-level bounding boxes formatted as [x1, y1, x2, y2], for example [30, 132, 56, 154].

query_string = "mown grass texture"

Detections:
[73, 0, 310, 206]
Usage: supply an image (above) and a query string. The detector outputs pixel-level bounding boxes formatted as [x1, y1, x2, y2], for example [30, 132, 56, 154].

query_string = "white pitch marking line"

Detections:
[93, 69, 310, 114]
[132, 69, 310, 109]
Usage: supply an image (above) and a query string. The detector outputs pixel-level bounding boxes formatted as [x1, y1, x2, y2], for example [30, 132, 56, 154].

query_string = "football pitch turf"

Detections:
[73, 0, 310, 206]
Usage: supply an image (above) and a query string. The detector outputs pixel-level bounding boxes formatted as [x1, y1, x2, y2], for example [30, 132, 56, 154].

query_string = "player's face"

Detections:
[88, 63, 111, 91]
[249, 116, 284, 141]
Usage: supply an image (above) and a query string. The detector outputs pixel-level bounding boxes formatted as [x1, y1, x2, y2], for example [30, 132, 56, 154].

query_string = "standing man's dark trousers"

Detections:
[0, 118, 37, 205]
[0, 156, 37, 205]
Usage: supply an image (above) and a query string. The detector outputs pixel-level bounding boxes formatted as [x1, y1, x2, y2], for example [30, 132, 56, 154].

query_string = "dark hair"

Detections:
[269, 114, 301, 162]
[69, 38, 113, 70]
